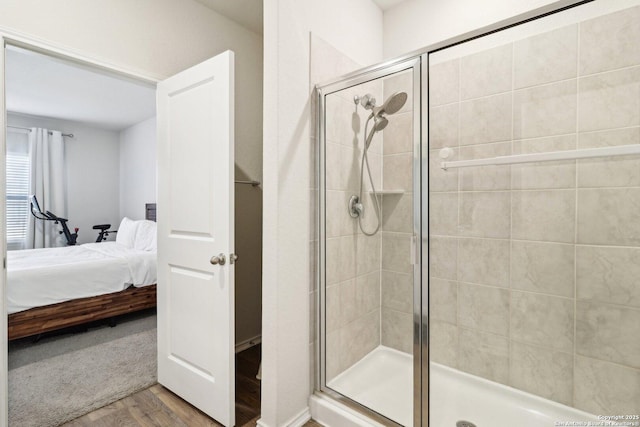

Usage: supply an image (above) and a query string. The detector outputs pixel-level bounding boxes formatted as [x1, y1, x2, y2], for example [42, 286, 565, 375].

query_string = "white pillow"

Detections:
[116, 217, 138, 248]
[134, 220, 157, 252]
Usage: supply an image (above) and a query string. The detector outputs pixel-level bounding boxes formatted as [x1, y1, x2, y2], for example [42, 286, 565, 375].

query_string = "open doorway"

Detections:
[2, 37, 260, 425]
[5, 44, 158, 426]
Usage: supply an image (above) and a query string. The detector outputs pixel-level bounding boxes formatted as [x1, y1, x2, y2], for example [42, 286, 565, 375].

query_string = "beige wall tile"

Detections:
[382, 192, 414, 234]
[512, 190, 575, 243]
[429, 149, 459, 192]
[310, 34, 360, 85]
[579, 5, 640, 75]
[429, 59, 459, 106]
[577, 188, 640, 247]
[510, 342, 573, 406]
[576, 301, 640, 369]
[578, 66, 640, 132]
[339, 279, 358, 326]
[460, 44, 512, 100]
[429, 237, 457, 280]
[381, 307, 413, 354]
[326, 190, 357, 238]
[513, 79, 577, 139]
[381, 232, 412, 273]
[577, 245, 640, 308]
[429, 104, 459, 149]
[326, 236, 355, 285]
[326, 283, 341, 333]
[430, 321, 458, 368]
[355, 233, 380, 276]
[356, 271, 381, 317]
[429, 278, 457, 324]
[459, 191, 510, 238]
[362, 151, 383, 191]
[429, 192, 458, 236]
[458, 238, 510, 288]
[458, 283, 509, 336]
[511, 135, 576, 190]
[459, 93, 512, 146]
[325, 95, 361, 146]
[458, 328, 509, 384]
[383, 112, 413, 155]
[574, 355, 640, 415]
[382, 271, 413, 314]
[326, 142, 360, 191]
[383, 154, 413, 191]
[578, 127, 640, 188]
[511, 241, 574, 298]
[511, 291, 574, 352]
[460, 142, 511, 191]
[340, 309, 381, 371]
[514, 25, 578, 89]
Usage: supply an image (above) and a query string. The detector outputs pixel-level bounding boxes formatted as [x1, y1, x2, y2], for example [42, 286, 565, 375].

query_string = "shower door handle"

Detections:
[410, 235, 418, 265]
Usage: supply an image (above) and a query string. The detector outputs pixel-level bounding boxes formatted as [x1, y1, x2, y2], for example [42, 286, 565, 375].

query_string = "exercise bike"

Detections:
[29, 195, 78, 246]
[29, 195, 117, 245]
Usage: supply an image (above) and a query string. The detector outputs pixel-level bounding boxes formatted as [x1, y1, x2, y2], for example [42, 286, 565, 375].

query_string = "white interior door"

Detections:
[156, 50, 235, 427]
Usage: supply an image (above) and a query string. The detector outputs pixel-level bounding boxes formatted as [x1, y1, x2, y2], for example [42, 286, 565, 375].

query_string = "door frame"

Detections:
[0, 29, 160, 427]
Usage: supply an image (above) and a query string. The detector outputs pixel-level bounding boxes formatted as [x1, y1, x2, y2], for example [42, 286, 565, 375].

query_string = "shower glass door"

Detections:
[427, 1, 640, 426]
[318, 58, 422, 426]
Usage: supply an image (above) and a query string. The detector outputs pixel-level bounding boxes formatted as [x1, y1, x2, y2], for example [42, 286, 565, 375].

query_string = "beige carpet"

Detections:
[9, 315, 157, 427]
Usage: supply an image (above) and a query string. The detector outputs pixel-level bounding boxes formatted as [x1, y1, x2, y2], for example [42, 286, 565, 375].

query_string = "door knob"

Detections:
[210, 253, 226, 265]
[230, 253, 239, 264]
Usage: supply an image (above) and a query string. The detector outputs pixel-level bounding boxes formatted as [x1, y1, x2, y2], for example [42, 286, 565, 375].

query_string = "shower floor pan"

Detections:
[328, 346, 413, 426]
[327, 346, 598, 427]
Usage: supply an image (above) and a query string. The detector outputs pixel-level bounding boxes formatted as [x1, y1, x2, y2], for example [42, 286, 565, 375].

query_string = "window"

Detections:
[6, 130, 30, 250]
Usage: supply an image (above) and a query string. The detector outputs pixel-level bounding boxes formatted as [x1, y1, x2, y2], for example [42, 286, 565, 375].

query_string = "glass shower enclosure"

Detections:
[316, 0, 640, 426]
[317, 58, 423, 426]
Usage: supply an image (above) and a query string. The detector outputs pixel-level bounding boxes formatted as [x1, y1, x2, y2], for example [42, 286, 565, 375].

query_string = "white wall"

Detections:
[261, 0, 383, 425]
[7, 113, 120, 245]
[119, 117, 156, 220]
[383, 0, 560, 58]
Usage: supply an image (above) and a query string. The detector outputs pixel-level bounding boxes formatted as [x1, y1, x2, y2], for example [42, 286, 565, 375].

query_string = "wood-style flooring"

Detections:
[64, 344, 322, 427]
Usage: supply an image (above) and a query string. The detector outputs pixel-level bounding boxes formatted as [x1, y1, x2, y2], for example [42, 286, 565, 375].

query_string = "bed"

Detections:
[7, 203, 158, 340]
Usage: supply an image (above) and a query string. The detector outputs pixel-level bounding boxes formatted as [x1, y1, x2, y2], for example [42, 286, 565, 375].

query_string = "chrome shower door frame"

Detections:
[316, 56, 423, 427]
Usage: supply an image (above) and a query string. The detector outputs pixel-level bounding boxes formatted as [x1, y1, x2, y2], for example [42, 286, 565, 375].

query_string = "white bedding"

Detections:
[7, 242, 157, 314]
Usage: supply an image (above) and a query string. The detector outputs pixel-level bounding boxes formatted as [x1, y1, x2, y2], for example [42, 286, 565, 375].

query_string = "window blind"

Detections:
[6, 151, 30, 250]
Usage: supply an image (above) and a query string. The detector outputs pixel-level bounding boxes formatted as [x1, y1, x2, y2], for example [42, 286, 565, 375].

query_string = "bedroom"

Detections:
[1, 20, 261, 424]
[5, 45, 159, 426]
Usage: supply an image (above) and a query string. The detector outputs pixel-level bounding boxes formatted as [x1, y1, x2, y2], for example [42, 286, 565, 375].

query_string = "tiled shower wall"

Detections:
[428, 6, 640, 415]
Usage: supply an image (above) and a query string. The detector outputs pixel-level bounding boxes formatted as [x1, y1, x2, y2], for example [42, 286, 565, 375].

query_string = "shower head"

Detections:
[364, 116, 389, 149]
[372, 91, 407, 118]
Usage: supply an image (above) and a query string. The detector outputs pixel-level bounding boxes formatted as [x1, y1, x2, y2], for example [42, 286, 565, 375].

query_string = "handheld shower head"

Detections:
[372, 91, 408, 117]
[364, 116, 388, 149]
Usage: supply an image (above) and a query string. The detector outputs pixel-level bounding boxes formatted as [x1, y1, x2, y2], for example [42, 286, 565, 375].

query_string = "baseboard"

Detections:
[286, 407, 312, 427]
[255, 407, 311, 427]
[309, 393, 385, 427]
[235, 334, 261, 353]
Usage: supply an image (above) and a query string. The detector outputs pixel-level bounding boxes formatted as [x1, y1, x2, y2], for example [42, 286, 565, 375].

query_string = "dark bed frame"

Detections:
[8, 203, 158, 341]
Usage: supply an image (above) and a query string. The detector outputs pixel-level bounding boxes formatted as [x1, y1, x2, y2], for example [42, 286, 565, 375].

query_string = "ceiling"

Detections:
[6, 47, 156, 132]
[194, 0, 263, 34]
[372, 0, 409, 11]
[193, 0, 408, 34]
